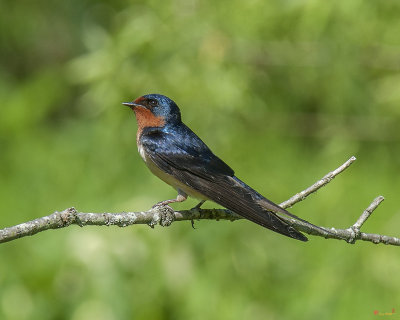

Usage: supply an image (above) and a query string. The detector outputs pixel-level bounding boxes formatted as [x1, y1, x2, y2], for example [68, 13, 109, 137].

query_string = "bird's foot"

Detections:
[148, 204, 175, 228]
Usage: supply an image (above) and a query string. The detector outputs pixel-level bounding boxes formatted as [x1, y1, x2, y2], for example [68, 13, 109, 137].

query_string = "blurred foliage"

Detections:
[1, 0, 400, 319]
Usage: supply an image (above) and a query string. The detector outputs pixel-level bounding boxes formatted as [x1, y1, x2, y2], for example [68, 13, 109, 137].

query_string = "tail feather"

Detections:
[203, 176, 309, 241]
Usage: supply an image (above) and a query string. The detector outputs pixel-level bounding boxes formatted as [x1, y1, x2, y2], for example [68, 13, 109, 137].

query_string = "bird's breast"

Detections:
[137, 143, 208, 201]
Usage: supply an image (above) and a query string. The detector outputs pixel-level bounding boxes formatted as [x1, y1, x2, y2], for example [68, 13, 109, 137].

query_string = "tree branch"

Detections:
[1, 156, 398, 246]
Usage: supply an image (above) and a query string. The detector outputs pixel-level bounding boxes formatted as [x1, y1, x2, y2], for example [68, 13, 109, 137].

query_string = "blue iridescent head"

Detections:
[123, 94, 181, 124]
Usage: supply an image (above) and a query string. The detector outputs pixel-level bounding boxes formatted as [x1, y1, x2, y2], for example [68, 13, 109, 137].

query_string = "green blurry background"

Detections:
[1, 0, 399, 319]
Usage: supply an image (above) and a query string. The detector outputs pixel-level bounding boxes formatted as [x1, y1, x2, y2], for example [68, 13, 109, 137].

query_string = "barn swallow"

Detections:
[123, 94, 317, 241]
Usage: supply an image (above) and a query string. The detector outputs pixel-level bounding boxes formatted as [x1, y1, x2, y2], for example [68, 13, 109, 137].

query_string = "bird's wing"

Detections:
[141, 126, 309, 241]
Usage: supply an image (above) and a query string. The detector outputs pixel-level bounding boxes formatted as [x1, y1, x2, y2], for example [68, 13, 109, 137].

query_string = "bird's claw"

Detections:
[148, 204, 175, 228]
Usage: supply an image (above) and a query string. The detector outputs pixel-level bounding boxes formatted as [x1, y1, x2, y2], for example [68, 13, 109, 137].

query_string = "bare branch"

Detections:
[280, 156, 356, 208]
[0, 156, 398, 246]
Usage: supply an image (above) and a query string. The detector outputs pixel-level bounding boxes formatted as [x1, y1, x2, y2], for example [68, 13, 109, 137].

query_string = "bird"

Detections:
[123, 94, 318, 241]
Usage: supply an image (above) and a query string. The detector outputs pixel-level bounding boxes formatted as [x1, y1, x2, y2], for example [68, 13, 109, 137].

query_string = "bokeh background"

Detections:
[1, 0, 399, 319]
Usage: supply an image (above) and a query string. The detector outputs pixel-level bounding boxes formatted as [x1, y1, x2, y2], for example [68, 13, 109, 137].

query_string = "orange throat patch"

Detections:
[134, 107, 165, 141]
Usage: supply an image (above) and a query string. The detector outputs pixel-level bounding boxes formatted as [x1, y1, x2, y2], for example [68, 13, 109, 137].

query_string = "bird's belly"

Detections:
[139, 146, 208, 201]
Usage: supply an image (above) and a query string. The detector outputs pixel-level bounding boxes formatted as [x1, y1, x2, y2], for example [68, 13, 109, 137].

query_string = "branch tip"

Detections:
[353, 196, 385, 231]
[280, 156, 357, 209]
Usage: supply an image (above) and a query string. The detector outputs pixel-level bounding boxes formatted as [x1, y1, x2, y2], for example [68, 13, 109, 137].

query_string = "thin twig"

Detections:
[352, 196, 385, 231]
[280, 156, 356, 208]
[0, 156, 398, 246]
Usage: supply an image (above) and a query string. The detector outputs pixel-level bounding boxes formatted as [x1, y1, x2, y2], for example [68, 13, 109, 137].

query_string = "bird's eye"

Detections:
[148, 99, 158, 107]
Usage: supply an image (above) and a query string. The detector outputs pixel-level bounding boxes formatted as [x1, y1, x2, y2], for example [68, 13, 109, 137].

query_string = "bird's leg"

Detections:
[192, 200, 206, 210]
[152, 190, 188, 208]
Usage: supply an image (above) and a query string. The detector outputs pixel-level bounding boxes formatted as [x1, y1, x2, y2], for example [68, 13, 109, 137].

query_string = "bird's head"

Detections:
[123, 94, 181, 129]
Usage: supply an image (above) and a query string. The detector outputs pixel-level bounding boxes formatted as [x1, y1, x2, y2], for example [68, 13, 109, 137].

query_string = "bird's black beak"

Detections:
[122, 102, 142, 108]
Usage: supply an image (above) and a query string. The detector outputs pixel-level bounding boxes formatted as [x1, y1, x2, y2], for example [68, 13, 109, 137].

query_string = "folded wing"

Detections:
[141, 125, 309, 241]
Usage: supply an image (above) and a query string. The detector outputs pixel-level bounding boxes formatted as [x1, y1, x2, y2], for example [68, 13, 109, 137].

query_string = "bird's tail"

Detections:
[206, 175, 309, 241]
[228, 176, 336, 241]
